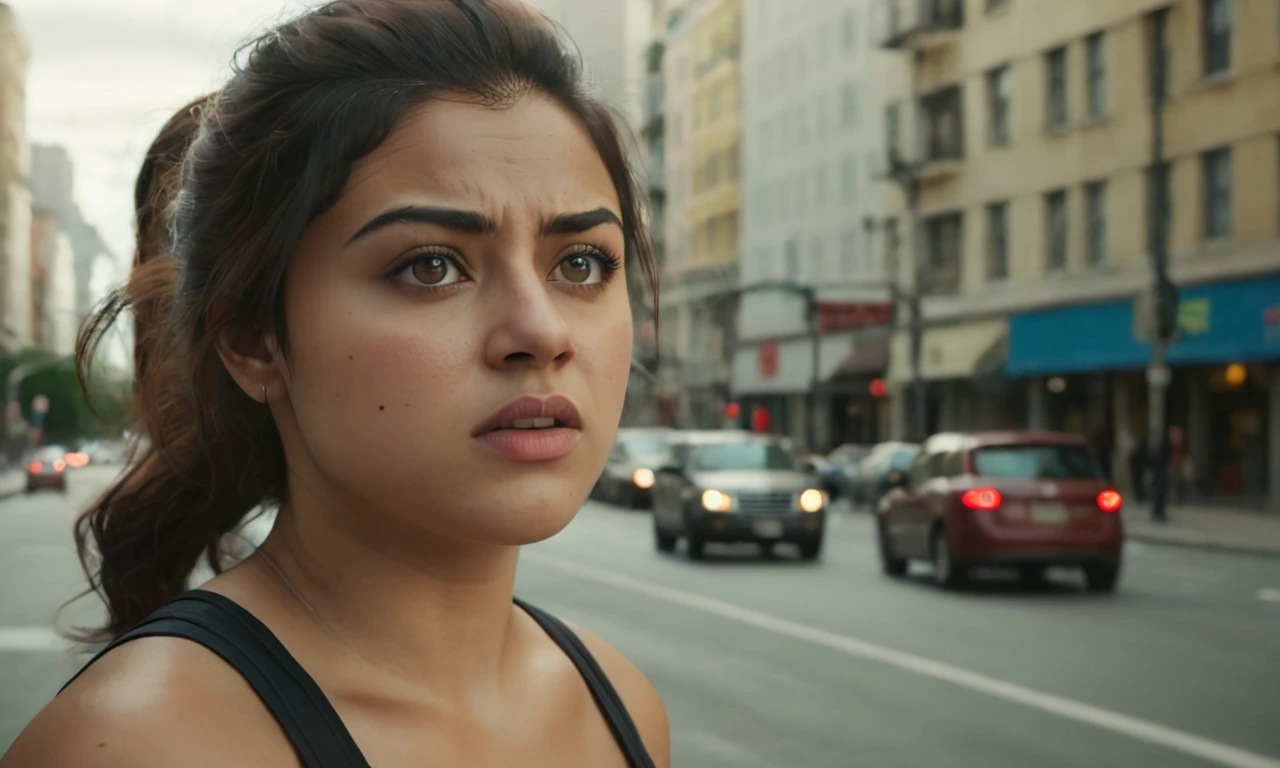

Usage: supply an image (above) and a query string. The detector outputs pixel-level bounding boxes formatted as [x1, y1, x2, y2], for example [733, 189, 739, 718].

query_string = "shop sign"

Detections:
[816, 301, 894, 334]
[758, 343, 779, 380]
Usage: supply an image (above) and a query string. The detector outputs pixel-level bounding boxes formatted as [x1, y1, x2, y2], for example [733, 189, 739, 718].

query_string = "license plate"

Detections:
[753, 519, 784, 539]
[1030, 502, 1069, 525]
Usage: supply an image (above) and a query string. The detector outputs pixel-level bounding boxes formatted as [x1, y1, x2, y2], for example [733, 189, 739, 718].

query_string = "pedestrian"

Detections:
[4, 2, 668, 767]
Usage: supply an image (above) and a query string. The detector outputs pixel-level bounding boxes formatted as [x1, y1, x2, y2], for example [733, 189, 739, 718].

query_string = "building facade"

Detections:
[656, 0, 741, 429]
[875, 0, 1280, 509]
[31, 144, 111, 325]
[734, 0, 890, 451]
[0, 3, 32, 351]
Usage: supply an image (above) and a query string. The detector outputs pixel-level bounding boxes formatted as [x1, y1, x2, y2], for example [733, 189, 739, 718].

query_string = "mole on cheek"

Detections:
[379, 405, 386, 411]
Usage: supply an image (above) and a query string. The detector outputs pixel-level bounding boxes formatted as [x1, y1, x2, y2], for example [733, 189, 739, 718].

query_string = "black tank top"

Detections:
[61, 590, 655, 768]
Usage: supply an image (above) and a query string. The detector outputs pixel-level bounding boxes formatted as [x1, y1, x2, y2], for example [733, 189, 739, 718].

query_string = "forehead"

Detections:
[338, 92, 620, 219]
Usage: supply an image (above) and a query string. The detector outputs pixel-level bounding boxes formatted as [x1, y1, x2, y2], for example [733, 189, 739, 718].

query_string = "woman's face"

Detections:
[274, 92, 632, 546]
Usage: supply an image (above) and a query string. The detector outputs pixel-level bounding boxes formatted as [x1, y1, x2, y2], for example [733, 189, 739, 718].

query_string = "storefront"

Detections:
[1007, 274, 1280, 507]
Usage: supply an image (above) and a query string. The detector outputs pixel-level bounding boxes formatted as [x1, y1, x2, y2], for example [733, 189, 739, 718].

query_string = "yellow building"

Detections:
[876, 0, 1280, 508]
[658, 0, 742, 428]
[0, 2, 32, 351]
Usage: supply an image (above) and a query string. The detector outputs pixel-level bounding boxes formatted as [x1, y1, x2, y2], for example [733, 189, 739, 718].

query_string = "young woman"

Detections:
[4, 1, 667, 766]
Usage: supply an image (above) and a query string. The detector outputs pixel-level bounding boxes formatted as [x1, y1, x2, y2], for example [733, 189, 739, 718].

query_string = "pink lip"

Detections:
[472, 394, 583, 462]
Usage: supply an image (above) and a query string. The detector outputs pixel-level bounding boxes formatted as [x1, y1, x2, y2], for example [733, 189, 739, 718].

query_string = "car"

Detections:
[593, 428, 673, 508]
[651, 431, 827, 560]
[26, 445, 70, 493]
[810, 443, 872, 497]
[876, 431, 1124, 592]
[841, 441, 920, 507]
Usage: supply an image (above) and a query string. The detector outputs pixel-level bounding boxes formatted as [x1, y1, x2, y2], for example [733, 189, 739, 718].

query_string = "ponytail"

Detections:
[70, 93, 284, 643]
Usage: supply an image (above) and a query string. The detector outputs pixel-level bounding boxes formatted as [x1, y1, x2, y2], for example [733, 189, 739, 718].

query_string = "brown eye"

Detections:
[550, 250, 606, 285]
[395, 252, 464, 288]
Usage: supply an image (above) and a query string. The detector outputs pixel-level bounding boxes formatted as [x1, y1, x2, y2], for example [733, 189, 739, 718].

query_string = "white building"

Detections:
[733, 0, 891, 450]
[40, 229, 76, 356]
[523, 0, 653, 132]
[0, 3, 32, 351]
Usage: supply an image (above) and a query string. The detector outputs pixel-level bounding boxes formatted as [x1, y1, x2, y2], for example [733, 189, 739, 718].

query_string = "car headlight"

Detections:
[631, 467, 655, 489]
[701, 489, 734, 512]
[797, 488, 826, 513]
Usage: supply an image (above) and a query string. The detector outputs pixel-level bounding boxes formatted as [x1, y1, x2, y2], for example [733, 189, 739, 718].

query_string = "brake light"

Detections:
[53, 459, 66, 472]
[28, 461, 42, 473]
[1097, 490, 1123, 513]
[961, 488, 1002, 510]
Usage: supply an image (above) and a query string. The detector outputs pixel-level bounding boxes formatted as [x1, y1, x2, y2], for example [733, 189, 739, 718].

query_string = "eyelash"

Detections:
[388, 244, 623, 293]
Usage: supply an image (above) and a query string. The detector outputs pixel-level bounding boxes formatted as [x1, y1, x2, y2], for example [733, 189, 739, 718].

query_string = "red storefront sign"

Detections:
[758, 342, 779, 380]
[816, 301, 894, 334]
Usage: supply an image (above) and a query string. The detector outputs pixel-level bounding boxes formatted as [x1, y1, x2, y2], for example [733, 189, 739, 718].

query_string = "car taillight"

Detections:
[28, 461, 42, 473]
[1097, 490, 1123, 513]
[54, 459, 66, 472]
[961, 488, 1002, 510]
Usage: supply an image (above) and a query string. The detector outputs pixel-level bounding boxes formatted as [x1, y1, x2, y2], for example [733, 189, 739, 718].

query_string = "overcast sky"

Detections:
[11, 0, 324, 277]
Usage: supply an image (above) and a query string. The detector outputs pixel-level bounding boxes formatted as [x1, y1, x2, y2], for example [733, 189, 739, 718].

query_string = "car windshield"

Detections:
[35, 447, 67, 462]
[973, 444, 1106, 480]
[621, 435, 668, 458]
[693, 442, 796, 471]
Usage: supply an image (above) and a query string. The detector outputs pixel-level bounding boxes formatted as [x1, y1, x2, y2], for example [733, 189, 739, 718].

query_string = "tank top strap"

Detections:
[61, 590, 369, 768]
[514, 598, 656, 768]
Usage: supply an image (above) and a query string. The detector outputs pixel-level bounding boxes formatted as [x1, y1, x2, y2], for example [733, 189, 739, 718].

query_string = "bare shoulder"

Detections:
[1, 636, 295, 768]
[566, 621, 671, 768]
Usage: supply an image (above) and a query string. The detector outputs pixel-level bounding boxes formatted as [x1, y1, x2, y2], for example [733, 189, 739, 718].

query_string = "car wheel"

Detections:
[1084, 562, 1120, 593]
[798, 539, 822, 561]
[653, 522, 676, 553]
[877, 523, 908, 577]
[686, 531, 706, 560]
[931, 528, 966, 590]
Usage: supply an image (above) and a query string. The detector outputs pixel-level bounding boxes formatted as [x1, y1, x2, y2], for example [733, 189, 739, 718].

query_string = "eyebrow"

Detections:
[346, 205, 624, 245]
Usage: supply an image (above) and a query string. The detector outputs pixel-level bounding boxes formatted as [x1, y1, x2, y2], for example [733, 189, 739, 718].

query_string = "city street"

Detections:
[3, 467, 1279, 767]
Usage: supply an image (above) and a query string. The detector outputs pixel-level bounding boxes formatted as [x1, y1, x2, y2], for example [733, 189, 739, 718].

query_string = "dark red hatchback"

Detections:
[876, 431, 1124, 592]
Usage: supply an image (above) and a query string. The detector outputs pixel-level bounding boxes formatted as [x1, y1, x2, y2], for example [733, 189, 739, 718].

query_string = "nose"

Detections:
[483, 273, 575, 371]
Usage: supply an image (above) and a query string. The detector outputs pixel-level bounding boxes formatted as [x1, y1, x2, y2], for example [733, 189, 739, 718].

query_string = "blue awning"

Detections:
[1006, 274, 1280, 377]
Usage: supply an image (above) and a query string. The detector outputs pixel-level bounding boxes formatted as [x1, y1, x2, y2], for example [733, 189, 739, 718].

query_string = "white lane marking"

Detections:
[523, 551, 1280, 768]
[0, 626, 69, 652]
[1259, 589, 1280, 603]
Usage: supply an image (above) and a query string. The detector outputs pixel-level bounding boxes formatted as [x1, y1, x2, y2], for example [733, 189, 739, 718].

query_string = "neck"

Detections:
[253, 492, 523, 702]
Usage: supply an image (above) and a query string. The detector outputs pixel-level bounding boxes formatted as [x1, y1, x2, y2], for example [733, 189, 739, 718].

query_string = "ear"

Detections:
[211, 304, 284, 405]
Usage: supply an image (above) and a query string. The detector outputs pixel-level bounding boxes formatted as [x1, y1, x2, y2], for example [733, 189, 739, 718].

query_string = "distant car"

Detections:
[594, 428, 673, 508]
[877, 431, 1124, 592]
[26, 446, 70, 493]
[651, 431, 827, 560]
[812, 443, 872, 497]
[841, 441, 920, 506]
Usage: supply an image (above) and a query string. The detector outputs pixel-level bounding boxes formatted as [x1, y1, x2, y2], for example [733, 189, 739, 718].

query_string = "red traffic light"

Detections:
[869, 378, 887, 398]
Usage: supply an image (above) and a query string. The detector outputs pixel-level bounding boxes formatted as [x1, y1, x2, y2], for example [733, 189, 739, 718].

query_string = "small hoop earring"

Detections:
[261, 384, 268, 404]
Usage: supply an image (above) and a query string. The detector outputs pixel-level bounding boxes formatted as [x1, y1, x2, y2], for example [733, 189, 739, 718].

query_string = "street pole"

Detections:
[906, 184, 927, 444]
[807, 288, 820, 453]
[1147, 8, 1172, 523]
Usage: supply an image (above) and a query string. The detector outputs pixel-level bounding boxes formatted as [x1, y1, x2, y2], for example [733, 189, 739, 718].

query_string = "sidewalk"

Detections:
[0, 469, 23, 502]
[1123, 502, 1280, 557]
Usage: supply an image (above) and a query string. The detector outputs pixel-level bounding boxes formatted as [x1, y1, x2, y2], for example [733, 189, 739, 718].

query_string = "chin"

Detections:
[450, 476, 591, 547]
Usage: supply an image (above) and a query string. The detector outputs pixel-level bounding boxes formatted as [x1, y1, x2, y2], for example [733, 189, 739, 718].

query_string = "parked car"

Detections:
[876, 432, 1124, 592]
[593, 428, 673, 508]
[651, 431, 827, 560]
[26, 445, 70, 493]
[841, 441, 920, 506]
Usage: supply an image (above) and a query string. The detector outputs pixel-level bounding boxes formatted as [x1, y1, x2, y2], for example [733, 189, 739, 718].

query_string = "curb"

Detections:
[1125, 530, 1280, 559]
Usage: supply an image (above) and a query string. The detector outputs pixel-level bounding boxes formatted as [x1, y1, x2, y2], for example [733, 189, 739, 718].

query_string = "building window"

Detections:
[1204, 0, 1232, 76]
[1045, 47, 1068, 130]
[842, 8, 856, 52]
[986, 65, 1011, 146]
[923, 212, 963, 295]
[842, 229, 857, 276]
[1044, 189, 1068, 271]
[885, 103, 902, 159]
[785, 238, 800, 281]
[1085, 181, 1107, 267]
[921, 85, 963, 161]
[986, 202, 1009, 280]
[1086, 33, 1107, 119]
[841, 81, 858, 129]
[842, 154, 857, 203]
[1203, 146, 1232, 238]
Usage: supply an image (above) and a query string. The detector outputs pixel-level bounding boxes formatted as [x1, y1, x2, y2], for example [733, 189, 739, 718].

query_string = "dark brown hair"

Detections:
[74, 0, 657, 642]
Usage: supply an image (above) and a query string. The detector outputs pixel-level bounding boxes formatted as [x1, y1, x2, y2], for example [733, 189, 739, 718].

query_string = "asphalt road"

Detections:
[3, 466, 1279, 766]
